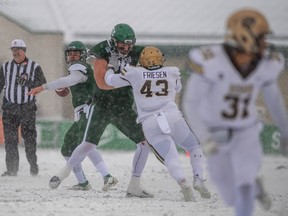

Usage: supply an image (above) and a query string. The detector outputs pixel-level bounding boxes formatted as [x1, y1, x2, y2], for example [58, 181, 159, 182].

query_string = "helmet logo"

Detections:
[242, 17, 256, 29]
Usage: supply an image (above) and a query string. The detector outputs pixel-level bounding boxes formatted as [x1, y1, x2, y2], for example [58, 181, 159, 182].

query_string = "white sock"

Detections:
[163, 143, 186, 183]
[132, 141, 150, 177]
[56, 164, 72, 181]
[64, 156, 86, 184]
[68, 141, 95, 168]
[189, 147, 205, 179]
[87, 149, 109, 177]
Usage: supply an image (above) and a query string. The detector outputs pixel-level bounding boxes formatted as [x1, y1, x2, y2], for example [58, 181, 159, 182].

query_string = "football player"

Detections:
[183, 8, 288, 216]
[85, 23, 153, 198]
[28, 41, 118, 191]
[104, 46, 211, 201]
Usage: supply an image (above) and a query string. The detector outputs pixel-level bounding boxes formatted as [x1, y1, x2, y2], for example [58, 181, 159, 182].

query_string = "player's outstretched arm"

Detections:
[27, 86, 44, 96]
[93, 58, 114, 90]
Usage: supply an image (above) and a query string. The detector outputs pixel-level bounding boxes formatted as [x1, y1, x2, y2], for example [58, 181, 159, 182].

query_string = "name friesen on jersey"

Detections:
[142, 71, 168, 79]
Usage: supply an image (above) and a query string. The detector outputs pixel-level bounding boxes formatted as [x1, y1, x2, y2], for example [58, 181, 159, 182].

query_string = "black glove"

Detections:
[17, 73, 28, 86]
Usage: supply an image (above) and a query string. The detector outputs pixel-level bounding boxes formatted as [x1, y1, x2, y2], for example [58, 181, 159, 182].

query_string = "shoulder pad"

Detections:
[69, 63, 87, 74]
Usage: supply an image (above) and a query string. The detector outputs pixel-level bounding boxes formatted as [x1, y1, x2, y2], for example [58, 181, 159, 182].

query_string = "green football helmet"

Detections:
[111, 23, 136, 56]
[65, 41, 88, 63]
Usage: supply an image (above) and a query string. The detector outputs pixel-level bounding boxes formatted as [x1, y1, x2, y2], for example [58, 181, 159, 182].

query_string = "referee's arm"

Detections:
[0, 66, 5, 95]
[27, 66, 47, 89]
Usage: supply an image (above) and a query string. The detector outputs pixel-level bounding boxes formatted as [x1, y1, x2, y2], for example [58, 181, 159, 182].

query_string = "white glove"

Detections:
[202, 139, 218, 156]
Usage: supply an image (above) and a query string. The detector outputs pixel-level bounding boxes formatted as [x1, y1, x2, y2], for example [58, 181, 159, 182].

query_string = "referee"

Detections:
[0, 39, 46, 176]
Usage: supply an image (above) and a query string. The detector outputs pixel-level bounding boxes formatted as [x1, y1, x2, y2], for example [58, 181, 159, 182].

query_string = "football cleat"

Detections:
[193, 176, 211, 199]
[180, 180, 196, 202]
[126, 176, 154, 198]
[49, 176, 61, 189]
[102, 175, 118, 191]
[126, 189, 154, 198]
[256, 177, 272, 211]
[68, 180, 92, 191]
[30, 164, 39, 176]
[1, 171, 17, 177]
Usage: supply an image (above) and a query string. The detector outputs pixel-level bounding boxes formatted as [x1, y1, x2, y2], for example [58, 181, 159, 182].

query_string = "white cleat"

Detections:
[256, 177, 272, 211]
[180, 180, 196, 202]
[193, 176, 211, 199]
[126, 176, 154, 198]
[102, 175, 118, 191]
[126, 189, 154, 198]
[49, 176, 61, 189]
[68, 180, 92, 191]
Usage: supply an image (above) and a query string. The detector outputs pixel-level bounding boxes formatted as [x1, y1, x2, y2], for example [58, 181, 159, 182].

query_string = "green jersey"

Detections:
[89, 40, 145, 108]
[68, 61, 96, 108]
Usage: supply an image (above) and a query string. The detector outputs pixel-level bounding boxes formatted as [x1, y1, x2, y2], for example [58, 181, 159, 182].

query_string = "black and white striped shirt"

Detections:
[0, 58, 46, 104]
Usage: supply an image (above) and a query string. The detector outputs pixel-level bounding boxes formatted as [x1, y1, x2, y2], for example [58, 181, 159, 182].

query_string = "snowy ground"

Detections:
[0, 146, 287, 216]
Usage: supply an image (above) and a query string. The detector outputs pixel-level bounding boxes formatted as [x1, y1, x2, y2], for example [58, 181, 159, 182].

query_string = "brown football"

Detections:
[55, 88, 70, 97]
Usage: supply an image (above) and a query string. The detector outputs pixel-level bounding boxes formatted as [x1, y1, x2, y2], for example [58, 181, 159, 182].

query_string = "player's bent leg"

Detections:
[132, 141, 150, 176]
[87, 149, 118, 191]
[189, 147, 211, 199]
[127, 141, 153, 198]
[49, 141, 94, 189]
[63, 156, 92, 190]
[181, 134, 211, 199]
[49, 164, 72, 189]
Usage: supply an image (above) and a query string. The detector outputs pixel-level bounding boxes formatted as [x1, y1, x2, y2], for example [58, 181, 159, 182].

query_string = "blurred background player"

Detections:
[28, 41, 118, 191]
[183, 8, 288, 216]
[87, 23, 153, 198]
[0, 39, 46, 177]
[104, 46, 211, 201]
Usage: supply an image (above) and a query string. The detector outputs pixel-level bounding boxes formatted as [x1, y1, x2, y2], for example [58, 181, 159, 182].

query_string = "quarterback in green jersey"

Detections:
[28, 41, 118, 191]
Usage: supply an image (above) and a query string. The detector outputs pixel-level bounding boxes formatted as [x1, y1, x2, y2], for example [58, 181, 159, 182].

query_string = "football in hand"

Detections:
[55, 88, 70, 97]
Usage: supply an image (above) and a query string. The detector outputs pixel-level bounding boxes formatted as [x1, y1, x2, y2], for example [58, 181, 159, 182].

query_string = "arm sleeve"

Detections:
[182, 73, 211, 143]
[262, 82, 288, 139]
[175, 78, 182, 93]
[46, 71, 87, 90]
[104, 69, 131, 88]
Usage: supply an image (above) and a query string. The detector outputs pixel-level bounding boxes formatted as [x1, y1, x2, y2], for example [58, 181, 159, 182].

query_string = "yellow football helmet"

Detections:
[139, 46, 165, 69]
[225, 8, 271, 53]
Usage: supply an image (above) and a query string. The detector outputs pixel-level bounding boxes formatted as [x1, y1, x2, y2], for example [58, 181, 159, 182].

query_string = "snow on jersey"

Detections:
[187, 44, 285, 129]
[105, 65, 182, 122]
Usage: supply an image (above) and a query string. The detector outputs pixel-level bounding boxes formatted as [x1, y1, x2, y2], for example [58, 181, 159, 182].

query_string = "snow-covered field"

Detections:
[0, 146, 287, 216]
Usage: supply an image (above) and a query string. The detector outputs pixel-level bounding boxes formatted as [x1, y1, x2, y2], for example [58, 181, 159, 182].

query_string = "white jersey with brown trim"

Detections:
[105, 65, 182, 122]
[186, 44, 285, 129]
